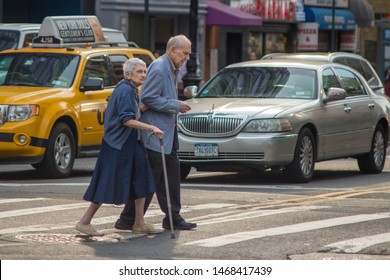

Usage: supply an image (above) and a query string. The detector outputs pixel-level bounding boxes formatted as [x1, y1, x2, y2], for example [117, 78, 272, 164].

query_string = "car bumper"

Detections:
[178, 132, 298, 166]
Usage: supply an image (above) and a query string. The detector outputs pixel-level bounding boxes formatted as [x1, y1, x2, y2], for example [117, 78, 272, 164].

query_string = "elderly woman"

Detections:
[76, 58, 163, 236]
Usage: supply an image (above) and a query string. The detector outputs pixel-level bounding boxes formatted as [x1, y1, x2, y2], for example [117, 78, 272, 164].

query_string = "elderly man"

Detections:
[115, 35, 197, 231]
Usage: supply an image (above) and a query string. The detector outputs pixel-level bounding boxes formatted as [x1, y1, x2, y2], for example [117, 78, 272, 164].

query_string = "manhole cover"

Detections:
[15, 233, 104, 244]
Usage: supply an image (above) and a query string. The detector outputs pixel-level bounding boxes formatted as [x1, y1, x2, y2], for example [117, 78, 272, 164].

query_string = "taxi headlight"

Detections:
[7, 105, 39, 122]
[243, 119, 292, 132]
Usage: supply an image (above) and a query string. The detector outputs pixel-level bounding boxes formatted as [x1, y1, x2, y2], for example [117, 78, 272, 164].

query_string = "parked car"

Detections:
[178, 59, 390, 183]
[261, 52, 385, 95]
[0, 16, 154, 178]
[0, 23, 127, 51]
[0, 23, 40, 50]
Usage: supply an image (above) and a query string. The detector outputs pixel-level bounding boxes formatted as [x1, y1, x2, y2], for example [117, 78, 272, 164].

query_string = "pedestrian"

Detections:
[76, 58, 164, 236]
[115, 34, 197, 231]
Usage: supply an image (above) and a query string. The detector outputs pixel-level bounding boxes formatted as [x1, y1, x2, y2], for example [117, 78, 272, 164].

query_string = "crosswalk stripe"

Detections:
[184, 212, 390, 247]
[0, 203, 230, 234]
[324, 232, 390, 253]
[0, 203, 88, 219]
[0, 198, 49, 204]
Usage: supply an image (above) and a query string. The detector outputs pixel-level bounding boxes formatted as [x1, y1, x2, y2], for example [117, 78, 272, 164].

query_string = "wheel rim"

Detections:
[54, 133, 72, 170]
[373, 130, 385, 167]
[299, 135, 314, 176]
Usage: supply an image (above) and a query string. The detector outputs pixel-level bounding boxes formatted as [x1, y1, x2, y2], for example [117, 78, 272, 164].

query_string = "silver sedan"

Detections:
[178, 59, 390, 183]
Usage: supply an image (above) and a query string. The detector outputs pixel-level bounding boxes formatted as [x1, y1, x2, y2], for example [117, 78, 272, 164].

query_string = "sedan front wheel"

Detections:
[285, 127, 315, 183]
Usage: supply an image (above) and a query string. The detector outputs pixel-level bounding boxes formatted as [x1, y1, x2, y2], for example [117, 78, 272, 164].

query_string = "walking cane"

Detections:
[159, 138, 176, 239]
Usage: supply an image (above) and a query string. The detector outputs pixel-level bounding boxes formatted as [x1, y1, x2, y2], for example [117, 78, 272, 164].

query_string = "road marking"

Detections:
[0, 203, 88, 219]
[0, 203, 231, 234]
[230, 185, 390, 210]
[194, 205, 329, 225]
[0, 198, 49, 204]
[324, 232, 390, 253]
[184, 212, 390, 248]
[0, 183, 88, 187]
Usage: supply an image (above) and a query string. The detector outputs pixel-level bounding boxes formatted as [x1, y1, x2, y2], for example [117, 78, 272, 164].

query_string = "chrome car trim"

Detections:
[178, 114, 247, 136]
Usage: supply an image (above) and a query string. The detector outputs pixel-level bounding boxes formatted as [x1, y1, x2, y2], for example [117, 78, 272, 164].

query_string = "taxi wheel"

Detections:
[180, 163, 191, 180]
[36, 123, 76, 179]
[285, 127, 315, 183]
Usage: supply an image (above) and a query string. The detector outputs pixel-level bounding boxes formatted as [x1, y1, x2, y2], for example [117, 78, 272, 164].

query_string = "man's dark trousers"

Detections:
[117, 148, 183, 226]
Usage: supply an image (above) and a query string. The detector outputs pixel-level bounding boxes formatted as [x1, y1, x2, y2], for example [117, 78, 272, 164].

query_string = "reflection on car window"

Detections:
[0, 30, 20, 51]
[198, 67, 317, 99]
[322, 68, 341, 93]
[333, 67, 366, 97]
[0, 53, 79, 87]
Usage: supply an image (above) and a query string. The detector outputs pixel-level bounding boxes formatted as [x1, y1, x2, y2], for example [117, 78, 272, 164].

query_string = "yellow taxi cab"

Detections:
[0, 15, 154, 178]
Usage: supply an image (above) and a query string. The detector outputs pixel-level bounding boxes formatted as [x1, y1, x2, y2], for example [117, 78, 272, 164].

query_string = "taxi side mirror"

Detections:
[80, 77, 104, 92]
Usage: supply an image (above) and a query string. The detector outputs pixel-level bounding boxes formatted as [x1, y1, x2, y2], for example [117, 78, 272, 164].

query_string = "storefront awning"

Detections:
[206, 0, 262, 26]
[304, 7, 356, 30]
[349, 0, 375, 28]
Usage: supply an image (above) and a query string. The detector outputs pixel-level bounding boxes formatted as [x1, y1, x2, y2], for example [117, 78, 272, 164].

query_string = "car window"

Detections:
[333, 67, 366, 97]
[360, 60, 381, 86]
[108, 54, 128, 84]
[0, 30, 20, 51]
[322, 68, 342, 94]
[81, 55, 112, 88]
[23, 33, 38, 48]
[0, 53, 79, 87]
[132, 53, 153, 67]
[198, 67, 317, 99]
[343, 58, 367, 80]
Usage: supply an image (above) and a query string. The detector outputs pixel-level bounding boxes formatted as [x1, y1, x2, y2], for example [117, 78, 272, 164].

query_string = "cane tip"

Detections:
[171, 234, 176, 239]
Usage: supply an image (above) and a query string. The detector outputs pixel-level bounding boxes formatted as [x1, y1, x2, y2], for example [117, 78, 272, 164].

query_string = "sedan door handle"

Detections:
[368, 103, 375, 109]
[343, 104, 352, 113]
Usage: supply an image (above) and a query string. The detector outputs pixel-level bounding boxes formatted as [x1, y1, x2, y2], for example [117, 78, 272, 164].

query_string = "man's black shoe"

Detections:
[114, 219, 133, 230]
[163, 220, 197, 230]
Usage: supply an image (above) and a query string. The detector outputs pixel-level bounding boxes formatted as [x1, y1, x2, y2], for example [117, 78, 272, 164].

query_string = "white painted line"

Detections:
[0, 198, 50, 204]
[195, 205, 329, 225]
[0, 203, 232, 234]
[184, 212, 390, 247]
[0, 203, 88, 219]
[324, 232, 390, 253]
[0, 183, 88, 187]
[181, 183, 348, 191]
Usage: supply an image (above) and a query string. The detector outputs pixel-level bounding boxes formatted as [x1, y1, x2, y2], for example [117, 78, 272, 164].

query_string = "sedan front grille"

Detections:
[178, 114, 246, 134]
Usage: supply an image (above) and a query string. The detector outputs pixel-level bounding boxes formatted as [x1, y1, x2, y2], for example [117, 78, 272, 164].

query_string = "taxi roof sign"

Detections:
[32, 15, 105, 47]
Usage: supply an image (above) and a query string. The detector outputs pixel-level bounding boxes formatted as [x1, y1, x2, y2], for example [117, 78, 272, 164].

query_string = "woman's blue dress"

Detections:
[83, 80, 156, 204]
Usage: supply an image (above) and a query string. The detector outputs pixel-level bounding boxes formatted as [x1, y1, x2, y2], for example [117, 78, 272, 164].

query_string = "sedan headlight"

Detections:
[7, 105, 40, 122]
[243, 119, 292, 132]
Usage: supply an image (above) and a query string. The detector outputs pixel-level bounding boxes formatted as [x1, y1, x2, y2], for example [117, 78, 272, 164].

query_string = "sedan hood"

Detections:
[187, 97, 313, 118]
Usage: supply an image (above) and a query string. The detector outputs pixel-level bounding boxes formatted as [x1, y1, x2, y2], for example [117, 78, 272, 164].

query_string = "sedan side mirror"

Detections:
[183, 85, 198, 99]
[323, 87, 346, 103]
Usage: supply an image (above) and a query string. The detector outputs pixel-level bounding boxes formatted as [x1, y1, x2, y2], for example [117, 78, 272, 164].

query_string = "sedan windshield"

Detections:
[0, 53, 80, 88]
[198, 67, 317, 99]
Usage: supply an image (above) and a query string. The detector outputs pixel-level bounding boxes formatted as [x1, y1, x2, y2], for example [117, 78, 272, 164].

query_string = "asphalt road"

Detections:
[0, 157, 390, 262]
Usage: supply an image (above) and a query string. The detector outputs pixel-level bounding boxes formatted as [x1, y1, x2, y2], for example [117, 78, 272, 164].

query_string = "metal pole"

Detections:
[182, 0, 202, 91]
[331, 0, 336, 51]
[144, 0, 150, 49]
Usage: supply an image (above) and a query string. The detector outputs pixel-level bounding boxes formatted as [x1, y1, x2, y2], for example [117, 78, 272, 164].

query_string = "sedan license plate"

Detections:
[194, 143, 218, 157]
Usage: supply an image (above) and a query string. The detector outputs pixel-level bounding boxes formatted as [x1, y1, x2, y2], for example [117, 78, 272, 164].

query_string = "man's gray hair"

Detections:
[123, 57, 146, 75]
[166, 34, 190, 51]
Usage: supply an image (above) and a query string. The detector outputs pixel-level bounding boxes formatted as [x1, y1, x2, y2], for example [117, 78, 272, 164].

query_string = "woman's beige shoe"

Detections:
[75, 222, 104, 236]
[132, 224, 163, 234]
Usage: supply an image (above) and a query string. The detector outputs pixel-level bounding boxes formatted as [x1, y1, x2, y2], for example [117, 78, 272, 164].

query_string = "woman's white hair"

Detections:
[123, 57, 146, 75]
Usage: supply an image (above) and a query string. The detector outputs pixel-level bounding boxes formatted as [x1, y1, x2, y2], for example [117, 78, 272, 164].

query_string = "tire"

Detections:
[180, 163, 191, 180]
[35, 123, 76, 179]
[358, 125, 386, 174]
[285, 127, 315, 183]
